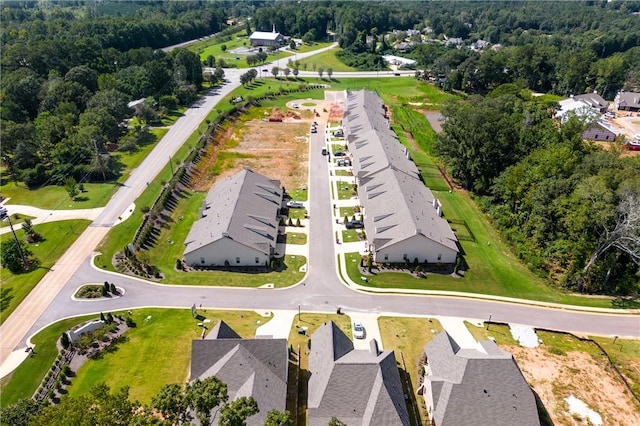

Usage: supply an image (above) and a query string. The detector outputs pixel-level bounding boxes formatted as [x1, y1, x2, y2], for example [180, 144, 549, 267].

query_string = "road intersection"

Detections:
[1, 47, 639, 379]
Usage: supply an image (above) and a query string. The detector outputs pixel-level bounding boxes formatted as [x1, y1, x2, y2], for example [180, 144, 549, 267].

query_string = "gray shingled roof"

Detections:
[574, 93, 609, 110]
[205, 319, 241, 340]
[190, 322, 288, 426]
[308, 322, 410, 426]
[344, 90, 458, 254]
[616, 91, 640, 109]
[184, 168, 282, 256]
[423, 331, 540, 426]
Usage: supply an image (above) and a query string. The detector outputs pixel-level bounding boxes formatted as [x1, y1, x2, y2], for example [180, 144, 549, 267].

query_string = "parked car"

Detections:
[0, 206, 7, 220]
[337, 159, 346, 166]
[353, 322, 365, 339]
[286, 201, 304, 208]
[311, 127, 317, 133]
[345, 220, 364, 229]
[334, 151, 346, 157]
[321, 147, 328, 155]
[333, 129, 344, 137]
[605, 111, 616, 118]
[291, 103, 299, 109]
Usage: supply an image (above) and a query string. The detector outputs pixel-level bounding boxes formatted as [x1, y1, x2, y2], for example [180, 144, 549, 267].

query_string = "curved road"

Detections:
[2, 44, 639, 373]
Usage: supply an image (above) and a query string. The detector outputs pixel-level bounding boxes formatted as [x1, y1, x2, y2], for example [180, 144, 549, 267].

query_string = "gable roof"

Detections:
[308, 322, 410, 426]
[184, 168, 282, 256]
[205, 319, 241, 340]
[190, 322, 288, 426]
[344, 90, 458, 254]
[249, 31, 283, 41]
[424, 331, 540, 426]
[573, 92, 609, 110]
[616, 91, 640, 109]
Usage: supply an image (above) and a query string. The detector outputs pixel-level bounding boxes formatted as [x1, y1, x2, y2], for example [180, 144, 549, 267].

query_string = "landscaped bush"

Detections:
[75, 285, 105, 299]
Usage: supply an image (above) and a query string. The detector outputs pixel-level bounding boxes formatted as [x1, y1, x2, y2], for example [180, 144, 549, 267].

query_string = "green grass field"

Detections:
[0, 128, 166, 210]
[296, 47, 357, 72]
[67, 309, 266, 403]
[379, 316, 444, 425]
[0, 313, 96, 406]
[0, 220, 91, 324]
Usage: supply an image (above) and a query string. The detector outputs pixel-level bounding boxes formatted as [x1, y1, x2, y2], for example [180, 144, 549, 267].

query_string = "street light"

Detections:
[486, 313, 492, 330]
[298, 304, 301, 321]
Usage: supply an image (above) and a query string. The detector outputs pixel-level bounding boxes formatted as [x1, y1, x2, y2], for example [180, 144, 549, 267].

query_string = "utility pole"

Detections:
[7, 216, 28, 269]
[169, 156, 174, 175]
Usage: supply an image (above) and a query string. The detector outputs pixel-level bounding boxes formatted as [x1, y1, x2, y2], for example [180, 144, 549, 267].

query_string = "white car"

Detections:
[353, 322, 365, 339]
[291, 103, 299, 109]
[286, 200, 304, 208]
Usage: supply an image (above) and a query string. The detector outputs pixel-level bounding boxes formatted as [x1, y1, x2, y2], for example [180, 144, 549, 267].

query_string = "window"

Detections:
[384, 253, 389, 261]
[255, 257, 259, 264]
[437, 254, 442, 261]
[403, 254, 408, 260]
[200, 257, 205, 264]
[236, 257, 240, 264]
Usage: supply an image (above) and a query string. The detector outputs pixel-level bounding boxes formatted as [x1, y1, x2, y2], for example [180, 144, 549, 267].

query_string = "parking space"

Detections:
[349, 313, 384, 350]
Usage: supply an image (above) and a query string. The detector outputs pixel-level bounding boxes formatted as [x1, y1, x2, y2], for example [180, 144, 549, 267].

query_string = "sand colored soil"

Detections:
[190, 110, 312, 192]
[508, 345, 640, 425]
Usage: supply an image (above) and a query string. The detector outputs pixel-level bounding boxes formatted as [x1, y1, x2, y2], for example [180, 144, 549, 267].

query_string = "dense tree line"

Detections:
[0, 378, 294, 425]
[1, 1, 213, 189]
[436, 86, 640, 295]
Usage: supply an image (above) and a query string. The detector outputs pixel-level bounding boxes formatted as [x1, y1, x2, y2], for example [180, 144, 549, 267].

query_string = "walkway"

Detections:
[0, 202, 104, 235]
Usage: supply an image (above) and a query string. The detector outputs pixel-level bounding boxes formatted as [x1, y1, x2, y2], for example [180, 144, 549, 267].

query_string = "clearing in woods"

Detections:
[190, 108, 312, 192]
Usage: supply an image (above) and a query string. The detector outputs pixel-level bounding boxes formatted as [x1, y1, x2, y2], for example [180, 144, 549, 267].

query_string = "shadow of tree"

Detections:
[0, 287, 14, 312]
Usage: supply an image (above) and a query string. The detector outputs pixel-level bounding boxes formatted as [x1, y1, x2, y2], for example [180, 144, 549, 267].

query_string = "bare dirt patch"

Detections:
[508, 345, 640, 425]
[190, 111, 311, 192]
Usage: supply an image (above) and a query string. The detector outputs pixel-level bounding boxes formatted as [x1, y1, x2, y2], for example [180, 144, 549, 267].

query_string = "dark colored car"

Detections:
[334, 151, 346, 157]
[345, 220, 364, 229]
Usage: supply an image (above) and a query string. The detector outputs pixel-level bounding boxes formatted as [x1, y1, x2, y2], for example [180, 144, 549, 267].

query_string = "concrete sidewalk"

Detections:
[0, 202, 105, 235]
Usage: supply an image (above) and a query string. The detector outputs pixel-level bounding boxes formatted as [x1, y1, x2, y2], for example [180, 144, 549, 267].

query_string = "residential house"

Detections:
[419, 331, 540, 426]
[183, 168, 282, 267]
[343, 89, 459, 264]
[573, 92, 609, 113]
[614, 91, 640, 112]
[307, 321, 410, 426]
[249, 25, 285, 47]
[190, 321, 288, 426]
[582, 124, 617, 142]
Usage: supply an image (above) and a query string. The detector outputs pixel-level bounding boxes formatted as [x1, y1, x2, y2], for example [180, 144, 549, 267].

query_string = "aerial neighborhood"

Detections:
[0, 1, 639, 426]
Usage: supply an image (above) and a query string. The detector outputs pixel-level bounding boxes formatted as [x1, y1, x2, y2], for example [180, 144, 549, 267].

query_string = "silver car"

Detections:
[353, 322, 365, 339]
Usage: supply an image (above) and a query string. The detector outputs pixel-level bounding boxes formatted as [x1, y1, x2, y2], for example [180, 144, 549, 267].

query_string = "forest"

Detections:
[436, 86, 640, 295]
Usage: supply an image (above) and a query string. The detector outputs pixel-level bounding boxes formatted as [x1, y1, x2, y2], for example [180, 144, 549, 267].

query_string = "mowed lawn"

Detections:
[67, 309, 266, 404]
[1, 313, 96, 406]
[0, 128, 166, 210]
[378, 316, 444, 425]
[296, 47, 357, 72]
[0, 220, 91, 324]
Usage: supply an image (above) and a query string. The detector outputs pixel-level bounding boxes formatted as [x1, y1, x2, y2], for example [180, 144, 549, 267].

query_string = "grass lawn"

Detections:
[336, 182, 355, 200]
[291, 42, 333, 54]
[0, 181, 119, 210]
[334, 169, 351, 177]
[590, 335, 640, 397]
[67, 308, 266, 404]
[0, 128, 167, 210]
[0, 220, 91, 324]
[378, 316, 444, 426]
[339, 206, 358, 218]
[341, 229, 363, 243]
[465, 321, 519, 346]
[193, 30, 291, 69]
[0, 313, 96, 407]
[285, 232, 307, 245]
[287, 313, 351, 423]
[296, 47, 357, 72]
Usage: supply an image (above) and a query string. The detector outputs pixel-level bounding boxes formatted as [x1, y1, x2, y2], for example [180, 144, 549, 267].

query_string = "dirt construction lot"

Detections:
[509, 345, 640, 425]
[191, 109, 312, 193]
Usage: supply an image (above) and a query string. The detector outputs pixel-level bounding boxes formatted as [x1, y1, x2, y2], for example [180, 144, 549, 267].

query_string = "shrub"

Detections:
[47, 389, 55, 400]
[110, 283, 117, 294]
[176, 258, 183, 270]
[295, 218, 301, 227]
[288, 217, 293, 226]
[60, 332, 70, 349]
[125, 317, 137, 328]
[548, 346, 566, 356]
[62, 365, 72, 376]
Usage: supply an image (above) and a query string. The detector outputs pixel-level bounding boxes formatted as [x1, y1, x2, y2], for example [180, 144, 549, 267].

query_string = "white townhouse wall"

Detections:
[344, 89, 459, 264]
[183, 168, 282, 267]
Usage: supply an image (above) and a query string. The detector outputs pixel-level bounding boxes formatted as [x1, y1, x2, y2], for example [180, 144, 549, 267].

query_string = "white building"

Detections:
[183, 168, 282, 267]
[249, 25, 285, 47]
[343, 90, 459, 264]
